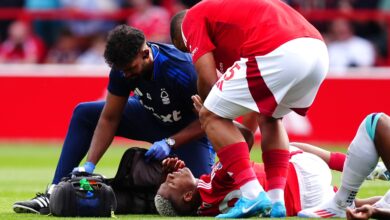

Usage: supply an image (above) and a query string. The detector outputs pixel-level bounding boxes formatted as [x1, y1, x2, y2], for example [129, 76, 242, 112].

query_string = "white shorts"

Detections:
[290, 151, 335, 210]
[204, 38, 329, 119]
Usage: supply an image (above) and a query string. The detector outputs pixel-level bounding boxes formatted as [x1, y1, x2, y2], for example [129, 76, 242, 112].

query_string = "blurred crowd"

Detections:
[0, 0, 389, 71]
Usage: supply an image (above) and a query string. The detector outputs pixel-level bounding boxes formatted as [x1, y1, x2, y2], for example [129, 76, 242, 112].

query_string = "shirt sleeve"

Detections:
[107, 69, 133, 97]
[182, 11, 216, 63]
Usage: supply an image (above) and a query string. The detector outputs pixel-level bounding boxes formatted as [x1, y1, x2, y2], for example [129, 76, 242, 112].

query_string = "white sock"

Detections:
[47, 184, 56, 195]
[240, 179, 264, 200]
[268, 189, 284, 204]
[335, 119, 379, 207]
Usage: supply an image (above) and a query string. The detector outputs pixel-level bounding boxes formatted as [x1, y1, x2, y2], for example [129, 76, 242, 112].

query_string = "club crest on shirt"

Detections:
[160, 88, 170, 105]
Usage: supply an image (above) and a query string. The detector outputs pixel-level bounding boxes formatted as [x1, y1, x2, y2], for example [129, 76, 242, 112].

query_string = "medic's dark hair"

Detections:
[104, 24, 145, 69]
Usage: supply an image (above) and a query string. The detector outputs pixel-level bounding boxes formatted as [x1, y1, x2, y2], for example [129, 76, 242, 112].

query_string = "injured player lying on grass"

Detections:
[154, 113, 390, 218]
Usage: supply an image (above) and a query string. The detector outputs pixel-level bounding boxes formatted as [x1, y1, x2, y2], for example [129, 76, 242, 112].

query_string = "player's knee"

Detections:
[73, 102, 90, 118]
[234, 121, 254, 149]
[377, 113, 390, 127]
[199, 107, 216, 129]
[374, 113, 390, 141]
[364, 112, 386, 141]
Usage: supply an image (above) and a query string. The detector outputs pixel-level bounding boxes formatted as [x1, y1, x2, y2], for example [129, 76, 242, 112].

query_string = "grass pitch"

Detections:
[0, 141, 388, 219]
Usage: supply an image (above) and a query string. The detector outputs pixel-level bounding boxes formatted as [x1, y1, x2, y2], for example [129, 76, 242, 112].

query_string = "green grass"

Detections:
[0, 141, 389, 219]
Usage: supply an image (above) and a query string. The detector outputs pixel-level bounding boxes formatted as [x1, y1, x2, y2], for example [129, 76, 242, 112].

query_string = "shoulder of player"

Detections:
[151, 42, 196, 81]
[150, 42, 192, 63]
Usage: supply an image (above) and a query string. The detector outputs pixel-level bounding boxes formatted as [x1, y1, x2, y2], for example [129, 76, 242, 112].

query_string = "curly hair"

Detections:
[104, 24, 145, 69]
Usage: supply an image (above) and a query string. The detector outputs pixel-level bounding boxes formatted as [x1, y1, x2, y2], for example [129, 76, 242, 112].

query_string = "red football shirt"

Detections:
[197, 160, 301, 216]
[182, 0, 323, 73]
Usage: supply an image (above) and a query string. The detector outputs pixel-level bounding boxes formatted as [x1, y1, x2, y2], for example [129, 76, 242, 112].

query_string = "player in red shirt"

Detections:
[170, 0, 328, 217]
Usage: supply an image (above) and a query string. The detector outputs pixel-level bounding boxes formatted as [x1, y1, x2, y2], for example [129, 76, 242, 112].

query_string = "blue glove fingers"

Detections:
[71, 162, 95, 175]
[145, 139, 172, 161]
[156, 141, 170, 160]
[155, 150, 165, 160]
[145, 147, 156, 162]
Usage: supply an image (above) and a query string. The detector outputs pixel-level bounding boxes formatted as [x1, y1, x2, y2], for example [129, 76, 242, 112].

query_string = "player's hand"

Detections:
[162, 157, 186, 173]
[145, 139, 171, 162]
[71, 161, 95, 175]
[346, 205, 375, 220]
[192, 95, 203, 113]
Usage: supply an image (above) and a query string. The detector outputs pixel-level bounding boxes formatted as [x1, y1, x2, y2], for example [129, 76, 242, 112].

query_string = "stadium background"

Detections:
[0, 0, 390, 219]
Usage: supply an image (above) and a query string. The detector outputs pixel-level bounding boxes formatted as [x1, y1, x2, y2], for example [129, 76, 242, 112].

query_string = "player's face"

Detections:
[157, 167, 196, 203]
[121, 48, 152, 79]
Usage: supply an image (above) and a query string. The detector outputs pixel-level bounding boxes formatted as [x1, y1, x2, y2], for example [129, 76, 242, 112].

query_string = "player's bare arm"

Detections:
[168, 120, 204, 149]
[290, 142, 331, 163]
[347, 205, 390, 220]
[86, 92, 128, 164]
[163, 95, 206, 148]
[194, 52, 218, 100]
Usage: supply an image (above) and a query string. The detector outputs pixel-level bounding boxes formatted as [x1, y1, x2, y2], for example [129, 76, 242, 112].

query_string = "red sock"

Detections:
[217, 142, 256, 186]
[262, 149, 289, 190]
[328, 152, 346, 171]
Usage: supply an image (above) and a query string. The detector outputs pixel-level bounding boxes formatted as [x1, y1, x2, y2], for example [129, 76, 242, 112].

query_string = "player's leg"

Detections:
[253, 38, 328, 218]
[298, 113, 382, 218]
[258, 115, 290, 217]
[328, 113, 383, 208]
[202, 68, 272, 218]
[241, 112, 259, 134]
[198, 107, 271, 218]
[199, 107, 260, 194]
[373, 113, 390, 173]
[362, 114, 390, 181]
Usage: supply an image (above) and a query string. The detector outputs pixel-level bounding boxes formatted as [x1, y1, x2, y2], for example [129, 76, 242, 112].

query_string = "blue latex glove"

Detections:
[145, 139, 171, 162]
[72, 161, 96, 174]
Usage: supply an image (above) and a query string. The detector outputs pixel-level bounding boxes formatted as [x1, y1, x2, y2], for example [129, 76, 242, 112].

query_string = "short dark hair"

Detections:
[170, 10, 187, 43]
[154, 194, 197, 216]
[104, 24, 145, 69]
